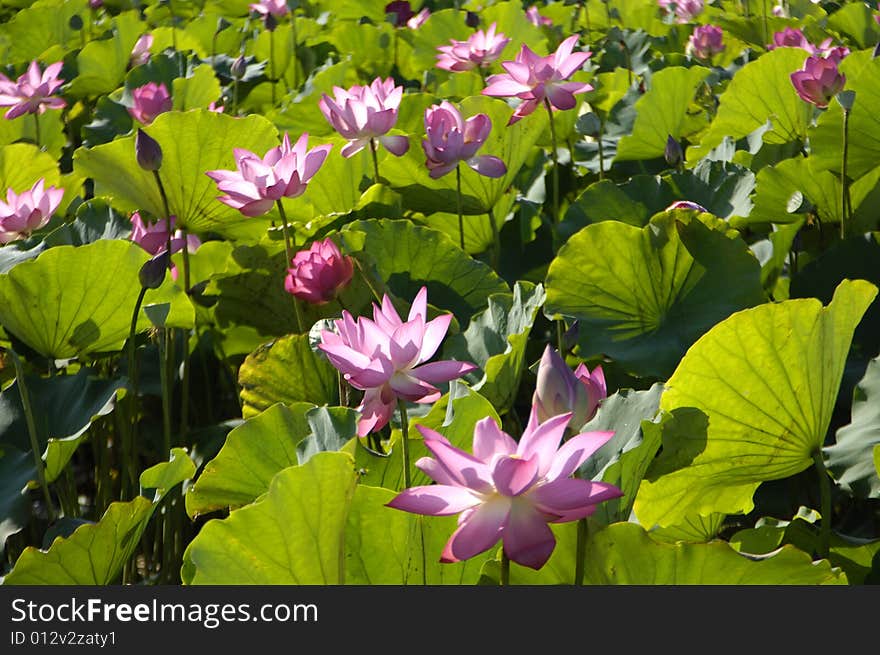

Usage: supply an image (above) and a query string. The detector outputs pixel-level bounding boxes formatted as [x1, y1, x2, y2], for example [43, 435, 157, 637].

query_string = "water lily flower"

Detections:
[0, 60, 66, 120]
[284, 237, 354, 304]
[533, 345, 606, 430]
[0, 178, 63, 244]
[407, 7, 430, 28]
[250, 0, 288, 17]
[525, 5, 552, 27]
[385, 1, 429, 28]
[128, 82, 172, 125]
[130, 34, 153, 68]
[436, 22, 510, 72]
[130, 212, 201, 281]
[205, 132, 331, 217]
[318, 286, 477, 436]
[386, 410, 622, 569]
[422, 101, 506, 178]
[482, 35, 592, 125]
[687, 24, 725, 60]
[319, 77, 409, 158]
[790, 55, 846, 109]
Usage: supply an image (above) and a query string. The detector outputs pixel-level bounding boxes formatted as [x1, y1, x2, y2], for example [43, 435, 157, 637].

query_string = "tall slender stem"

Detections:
[840, 107, 851, 240]
[488, 208, 500, 270]
[158, 329, 173, 456]
[151, 170, 173, 270]
[544, 99, 560, 226]
[275, 199, 304, 333]
[813, 450, 832, 559]
[397, 398, 412, 489]
[370, 138, 381, 185]
[762, 0, 769, 47]
[575, 518, 588, 585]
[269, 28, 276, 104]
[11, 351, 57, 523]
[124, 286, 148, 501]
[290, 11, 299, 89]
[181, 232, 191, 294]
[500, 551, 510, 586]
[179, 329, 190, 448]
[33, 112, 41, 150]
[456, 164, 465, 250]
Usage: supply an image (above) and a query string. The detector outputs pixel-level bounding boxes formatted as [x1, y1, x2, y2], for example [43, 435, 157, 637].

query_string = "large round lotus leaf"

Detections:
[0, 240, 149, 359]
[634, 279, 878, 529]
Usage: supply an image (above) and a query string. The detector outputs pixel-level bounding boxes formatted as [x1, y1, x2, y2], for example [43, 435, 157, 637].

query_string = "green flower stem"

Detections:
[500, 551, 510, 586]
[179, 330, 191, 448]
[488, 207, 500, 271]
[275, 199, 305, 333]
[840, 106, 851, 240]
[397, 398, 412, 489]
[124, 286, 148, 501]
[33, 113, 41, 150]
[232, 79, 240, 116]
[151, 170, 173, 270]
[290, 11, 299, 89]
[181, 231, 192, 294]
[370, 138, 381, 186]
[575, 517, 588, 585]
[762, 0, 769, 47]
[543, 98, 560, 226]
[269, 28, 276, 104]
[456, 163, 465, 251]
[813, 450, 833, 560]
[158, 328, 173, 455]
[11, 350, 57, 523]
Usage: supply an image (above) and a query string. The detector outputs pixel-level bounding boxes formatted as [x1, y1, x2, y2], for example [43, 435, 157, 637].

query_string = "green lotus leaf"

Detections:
[545, 210, 765, 378]
[634, 279, 878, 529]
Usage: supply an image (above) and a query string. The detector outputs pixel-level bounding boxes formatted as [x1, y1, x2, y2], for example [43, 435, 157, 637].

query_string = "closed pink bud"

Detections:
[532, 345, 606, 430]
[525, 5, 552, 27]
[0, 178, 64, 244]
[130, 34, 153, 68]
[249, 0, 289, 17]
[128, 82, 172, 125]
[284, 237, 354, 304]
[790, 55, 846, 108]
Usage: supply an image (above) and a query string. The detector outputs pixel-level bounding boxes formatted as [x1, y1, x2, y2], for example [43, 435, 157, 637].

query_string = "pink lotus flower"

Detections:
[385, 1, 430, 28]
[318, 78, 409, 158]
[687, 24, 725, 60]
[658, 0, 703, 22]
[208, 101, 224, 113]
[0, 178, 63, 244]
[318, 287, 477, 437]
[386, 410, 622, 569]
[407, 7, 430, 28]
[533, 346, 606, 431]
[483, 35, 592, 125]
[436, 22, 511, 72]
[250, 0, 288, 17]
[130, 33, 153, 68]
[205, 132, 331, 217]
[284, 237, 354, 304]
[0, 61, 66, 120]
[421, 101, 506, 179]
[525, 5, 552, 27]
[790, 55, 846, 109]
[130, 212, 200, 281]
[128, 82, 172, 125]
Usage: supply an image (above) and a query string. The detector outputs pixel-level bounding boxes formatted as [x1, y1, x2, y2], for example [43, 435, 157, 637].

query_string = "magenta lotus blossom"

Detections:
[386, 410, 622, 569]
[205, 132, 331, 217]
[436, 22, 510, 72]
[0, 178, 63, 244]
[483, 35, 592, 125]
[128, 82, 172, 125]
[385, 1, 429, 28]
[249, 0, 288, 17]
[422, 101, 506, 179]
[130, 34, 153, 68]
[319, 78, 409, 158]
[688, 24, 725, 60]
[318, 287, 477, 437]
[658, 0, 703, 22]
[129, 212, 200, 257]
[0, 60, 66, 120]
[533, 346, 606, 430]
[525, 5, 552, 27]
[407, 7, 430, 28]
[770, 27, 814, 51]
[284, 237, 354, 304]
[790, 55, 846, 109]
